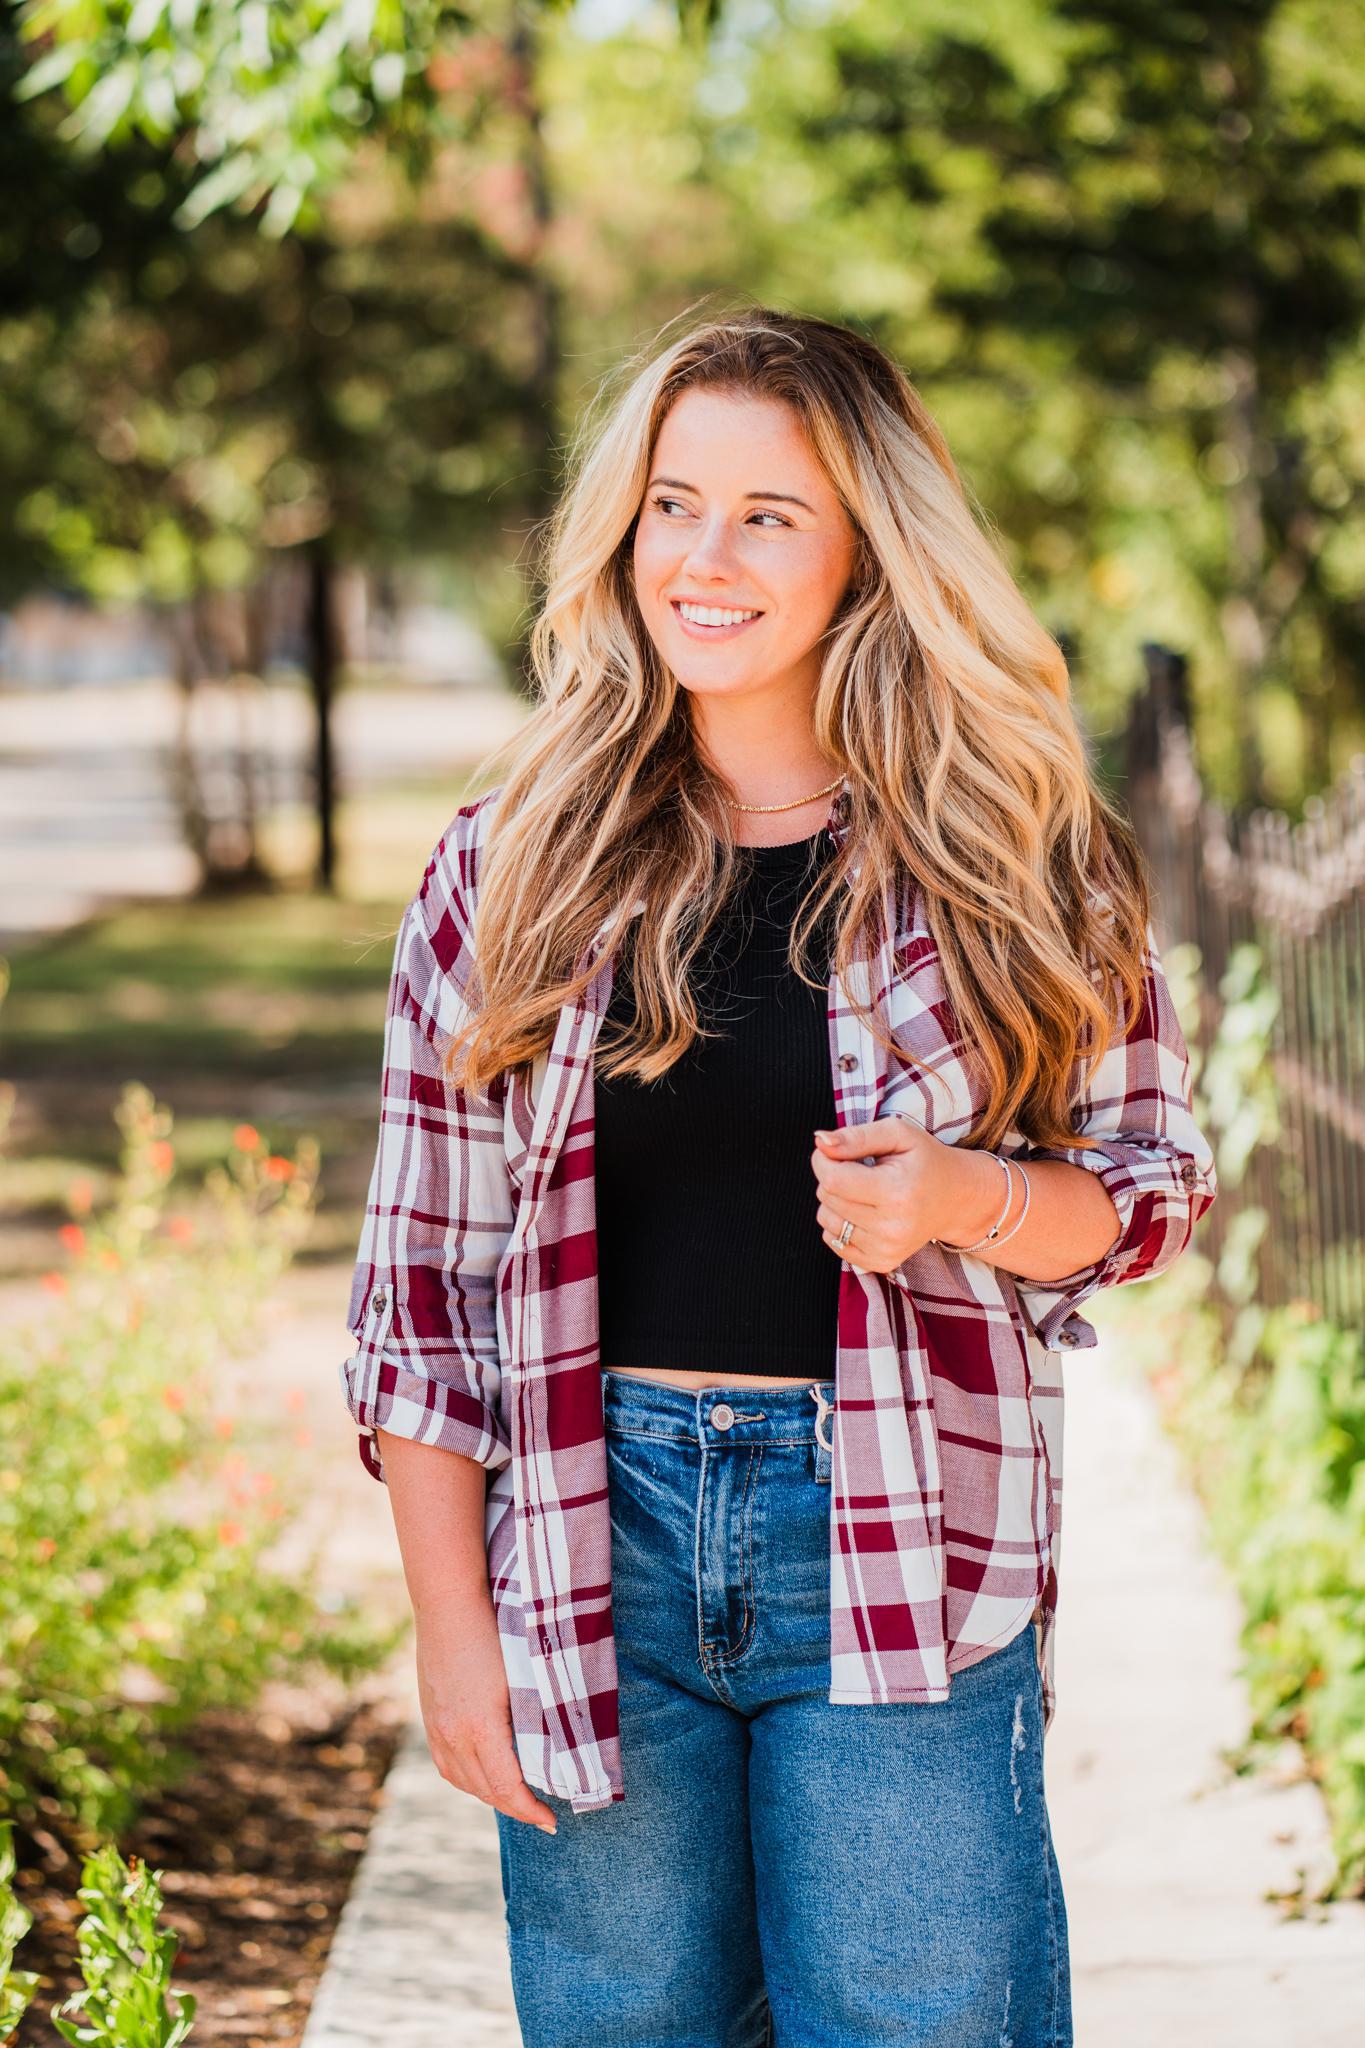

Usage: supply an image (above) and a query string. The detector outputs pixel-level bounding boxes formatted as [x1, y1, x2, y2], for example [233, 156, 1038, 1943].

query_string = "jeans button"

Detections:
[710, 1403, 735, 1431]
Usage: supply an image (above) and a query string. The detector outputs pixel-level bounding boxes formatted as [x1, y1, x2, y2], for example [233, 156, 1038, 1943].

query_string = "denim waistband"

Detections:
[601, 1369, 837, 1449]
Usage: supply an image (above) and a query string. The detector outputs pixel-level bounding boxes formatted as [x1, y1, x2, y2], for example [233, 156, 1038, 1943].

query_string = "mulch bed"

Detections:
[10, 1681, 408, 2047]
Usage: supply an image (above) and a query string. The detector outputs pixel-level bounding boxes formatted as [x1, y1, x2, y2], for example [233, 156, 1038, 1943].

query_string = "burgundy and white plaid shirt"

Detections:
[341, 777, 1217, 1812]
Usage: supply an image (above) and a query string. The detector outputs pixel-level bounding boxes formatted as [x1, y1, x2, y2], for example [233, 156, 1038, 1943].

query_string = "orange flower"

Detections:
[218, 1519, 245, 1546]
[148, 1140, 174, 1174]
[162, 1385, 187, 1412]
[263, 1155, 295, 1181]
[58, 1223, 86, 1256]
[41, 1271, 67, 1295]
[285, 1387, 307, 1415]
[33, 1536, 58, 1560]
[292, 1426, 313, 1450]
[166, 1216, 194, 1243]
[98, 1247, 120, 1270]
[252, 1469, 277, 1496]
[68, 1178, 94, 1216]
[233, 1124, 261, 1152]
[213, 1415, 235, 1440]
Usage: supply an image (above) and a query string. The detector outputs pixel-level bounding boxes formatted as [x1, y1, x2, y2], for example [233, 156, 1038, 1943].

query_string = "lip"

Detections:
[669, 599, 765, 642]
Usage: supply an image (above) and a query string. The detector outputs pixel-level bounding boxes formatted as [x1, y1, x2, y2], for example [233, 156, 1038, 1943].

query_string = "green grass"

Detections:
[0, 775, 491, 1278]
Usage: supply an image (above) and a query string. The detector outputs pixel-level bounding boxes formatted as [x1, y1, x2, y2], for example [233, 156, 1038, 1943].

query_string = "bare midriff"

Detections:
[601, 1365, 822, 1390]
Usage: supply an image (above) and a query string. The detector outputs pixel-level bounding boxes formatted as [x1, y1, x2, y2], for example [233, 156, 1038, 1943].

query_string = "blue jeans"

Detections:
[496, 1372, 1073, 2047]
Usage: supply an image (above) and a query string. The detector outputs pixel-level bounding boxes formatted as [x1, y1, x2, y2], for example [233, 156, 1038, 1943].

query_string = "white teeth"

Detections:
[677, 602, 761, 627]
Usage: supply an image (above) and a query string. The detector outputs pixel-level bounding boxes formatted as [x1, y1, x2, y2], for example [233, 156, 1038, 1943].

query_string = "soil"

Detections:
[9, 1673, 408, 2048]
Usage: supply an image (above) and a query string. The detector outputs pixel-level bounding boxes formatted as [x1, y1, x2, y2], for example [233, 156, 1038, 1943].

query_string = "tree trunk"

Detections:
[505, 0, 563, 703]
[167, 600, 211, 882]
[306, 533, 339, 893]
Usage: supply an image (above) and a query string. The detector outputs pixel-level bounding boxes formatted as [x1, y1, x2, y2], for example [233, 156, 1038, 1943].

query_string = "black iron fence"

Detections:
[1122, 645, 1365, 1336]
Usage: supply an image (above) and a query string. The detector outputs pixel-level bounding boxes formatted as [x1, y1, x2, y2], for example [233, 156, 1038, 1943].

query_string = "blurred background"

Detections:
[2, 2, 1363, 2043]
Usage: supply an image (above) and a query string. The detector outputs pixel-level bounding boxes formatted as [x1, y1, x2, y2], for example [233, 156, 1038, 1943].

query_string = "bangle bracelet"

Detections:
[933, 1151, 1014, 1254]
[985, 1160, 1032, 1251]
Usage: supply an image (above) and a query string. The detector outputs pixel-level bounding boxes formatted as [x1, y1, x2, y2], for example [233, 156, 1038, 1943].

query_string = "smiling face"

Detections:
[632, 386, 861, 720]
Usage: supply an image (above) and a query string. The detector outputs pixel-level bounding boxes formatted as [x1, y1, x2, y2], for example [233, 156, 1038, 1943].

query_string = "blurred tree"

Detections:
[765, 0, 1365, 808]
[9, 0, 732, 886]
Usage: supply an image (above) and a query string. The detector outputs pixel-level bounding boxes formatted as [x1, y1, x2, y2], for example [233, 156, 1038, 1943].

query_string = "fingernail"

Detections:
[538, 1822, 557, 1835]
[814, 1128, 833, 1140]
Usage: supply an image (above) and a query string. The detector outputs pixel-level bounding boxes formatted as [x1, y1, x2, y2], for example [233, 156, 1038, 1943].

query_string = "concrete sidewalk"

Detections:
[303, 1312, 1365, 2047]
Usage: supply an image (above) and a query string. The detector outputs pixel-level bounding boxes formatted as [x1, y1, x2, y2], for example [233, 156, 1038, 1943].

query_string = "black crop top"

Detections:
[592, 828, 842, 1377]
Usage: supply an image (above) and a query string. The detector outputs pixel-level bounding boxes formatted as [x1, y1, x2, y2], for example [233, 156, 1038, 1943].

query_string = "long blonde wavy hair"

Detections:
[444, 301, 1151, 1153]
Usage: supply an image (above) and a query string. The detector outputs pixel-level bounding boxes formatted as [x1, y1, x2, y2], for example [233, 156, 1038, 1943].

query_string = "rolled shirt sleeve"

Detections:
[339, 872, 515, 1483]
[1008, 919, 1219, 1353]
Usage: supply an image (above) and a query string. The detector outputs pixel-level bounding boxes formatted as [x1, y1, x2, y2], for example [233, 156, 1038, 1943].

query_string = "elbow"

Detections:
[338, 1346, 512, 1486]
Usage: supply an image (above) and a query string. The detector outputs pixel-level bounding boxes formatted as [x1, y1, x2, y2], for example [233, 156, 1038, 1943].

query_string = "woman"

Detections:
[341, 306, 1217, 2047]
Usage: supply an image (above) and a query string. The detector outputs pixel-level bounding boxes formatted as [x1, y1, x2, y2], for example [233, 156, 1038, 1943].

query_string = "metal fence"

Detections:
[1122, 644, 1365, 1335]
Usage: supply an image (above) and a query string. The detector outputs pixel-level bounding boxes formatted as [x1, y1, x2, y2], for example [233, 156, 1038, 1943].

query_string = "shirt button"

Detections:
[1179, 1160, 1199, 1188]
[710, 1403, 735, 1431]
[837, 1053, 857, 1071]
[372, 1287, 388, 1313]
[1058, 1328, 1079, 1347]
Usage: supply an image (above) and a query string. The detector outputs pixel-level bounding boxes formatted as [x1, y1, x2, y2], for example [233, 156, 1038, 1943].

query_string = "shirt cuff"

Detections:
[338, 1349, 513, 1482]
[1008, 1141, 1207, 1351]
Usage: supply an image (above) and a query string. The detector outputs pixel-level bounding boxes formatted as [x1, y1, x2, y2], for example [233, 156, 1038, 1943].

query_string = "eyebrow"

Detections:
[646, 475, 817, 515]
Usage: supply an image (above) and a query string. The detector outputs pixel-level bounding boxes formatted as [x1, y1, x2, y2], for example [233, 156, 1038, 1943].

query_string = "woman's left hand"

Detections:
[810, 1114, 957, 1273]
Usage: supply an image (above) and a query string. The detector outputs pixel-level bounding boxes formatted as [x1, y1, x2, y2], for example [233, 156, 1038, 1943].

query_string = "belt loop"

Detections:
[808, 1382, 835, 1453]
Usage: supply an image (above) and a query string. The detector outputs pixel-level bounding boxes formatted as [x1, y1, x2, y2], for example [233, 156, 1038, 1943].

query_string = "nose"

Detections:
[680, 515, 744, 581]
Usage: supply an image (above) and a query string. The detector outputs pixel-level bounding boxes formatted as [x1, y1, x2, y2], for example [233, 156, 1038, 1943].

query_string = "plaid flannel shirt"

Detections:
[341, 777, 1218, 1812]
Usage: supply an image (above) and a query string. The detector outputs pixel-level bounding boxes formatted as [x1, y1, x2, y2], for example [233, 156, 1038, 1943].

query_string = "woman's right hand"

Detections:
[414, 1607, 560, 1835]
[373, 1426, 561, 1838]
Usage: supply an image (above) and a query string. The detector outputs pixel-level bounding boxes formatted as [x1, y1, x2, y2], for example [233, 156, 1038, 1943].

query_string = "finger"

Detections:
[477, 1732, 560, 1832]
[813, 1116, 909, 1159]
[811, 1153, 896, 1205]
[820, 1225, 872, 1272]
[818, 1212, 884, 1259]
[426, 1726, 496, 1808]
[815, 1197, 879, 1240]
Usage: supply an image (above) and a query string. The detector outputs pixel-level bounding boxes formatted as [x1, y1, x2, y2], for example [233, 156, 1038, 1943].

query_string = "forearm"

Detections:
[375, 1428, 496, 1634]
[935, 1148, 1122, 1283]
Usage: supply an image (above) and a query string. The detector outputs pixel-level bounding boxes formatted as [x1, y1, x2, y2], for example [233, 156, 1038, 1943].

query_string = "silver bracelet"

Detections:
[986, 1159, 1032, 1251]
[933, 1163, 1019, 1253]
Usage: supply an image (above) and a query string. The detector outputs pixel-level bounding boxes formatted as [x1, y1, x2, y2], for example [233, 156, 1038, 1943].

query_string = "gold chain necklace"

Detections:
[726, 773, 844, 814]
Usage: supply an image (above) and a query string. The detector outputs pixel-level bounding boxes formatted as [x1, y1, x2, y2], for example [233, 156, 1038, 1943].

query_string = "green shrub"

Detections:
[0, 1818, 195, 2045]
[0, 1081, 401, 1843]
[50, 1835, 196, 2047]
[1, 1819, 40, 2039]
[1116, 1267, 1365, 1899]
[1115, 939, 1365, 1899]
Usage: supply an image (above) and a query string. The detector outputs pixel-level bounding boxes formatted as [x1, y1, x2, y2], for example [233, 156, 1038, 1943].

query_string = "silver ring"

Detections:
[836, 1217, 854, 1249]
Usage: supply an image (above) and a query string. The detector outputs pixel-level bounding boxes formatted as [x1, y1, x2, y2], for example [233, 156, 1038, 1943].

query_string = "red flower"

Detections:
[148, 1140, 174, 1174]
[166, 1215, 194, 1243]
[41, 1271, 67, 1295]
[58, 1223, 86, 1256]
[263, 1155, 295, 1181]
[233, 1124, 261, 1152]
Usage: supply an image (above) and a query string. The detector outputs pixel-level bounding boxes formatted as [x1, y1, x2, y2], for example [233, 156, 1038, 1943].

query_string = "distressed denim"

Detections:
[496, 1370, 1073, 2047]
